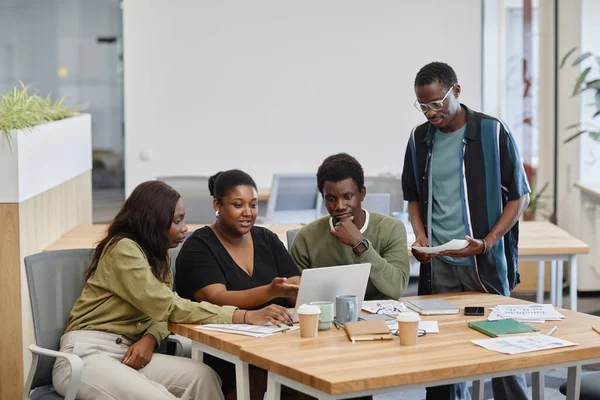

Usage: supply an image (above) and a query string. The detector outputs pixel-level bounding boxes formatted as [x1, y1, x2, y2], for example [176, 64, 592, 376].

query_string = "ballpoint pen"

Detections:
[546, 326, 557, 336]
[277, 324, 291, 333]
[592, 326, 600, 335]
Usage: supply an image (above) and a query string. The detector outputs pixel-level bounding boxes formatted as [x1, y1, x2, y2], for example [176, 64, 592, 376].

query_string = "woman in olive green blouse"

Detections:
[52, 180, 292, 400]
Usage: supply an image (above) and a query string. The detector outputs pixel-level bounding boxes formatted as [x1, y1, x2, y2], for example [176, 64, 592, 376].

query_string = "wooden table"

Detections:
[43, 223, 301, 252]
[170, 292, 600, 400]
[44, 221, 589, 310]
[518, 222, 589, 310]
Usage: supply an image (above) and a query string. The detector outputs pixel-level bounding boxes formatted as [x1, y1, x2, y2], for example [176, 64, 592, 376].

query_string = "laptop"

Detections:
[291, 263, 372, 322]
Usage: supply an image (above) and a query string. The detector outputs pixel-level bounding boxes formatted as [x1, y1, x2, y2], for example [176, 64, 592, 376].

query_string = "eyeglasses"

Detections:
[374, 302, 407, 315]
[414, 85, 455, 113]
[392, 329, 427, 338]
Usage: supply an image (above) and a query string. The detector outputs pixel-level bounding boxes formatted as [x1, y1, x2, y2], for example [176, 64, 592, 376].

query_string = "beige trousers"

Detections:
[52, 330, 224, 400]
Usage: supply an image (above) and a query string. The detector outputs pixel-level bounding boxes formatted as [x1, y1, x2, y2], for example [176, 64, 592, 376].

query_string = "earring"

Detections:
[215, 210, 220, 218]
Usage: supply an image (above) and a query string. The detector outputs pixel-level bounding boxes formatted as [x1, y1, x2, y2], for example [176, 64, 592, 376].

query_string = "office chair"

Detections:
[361, 192, 391, 215]
[286, 228, 300, 249]
[24, 249, 190, 400]
[364, 175, 405, 214]
[24, 249, 92, 400]
[559, 371, 600, 399]
[264, 173, 320, 224]
[157, 176, 214, 224]
[170, 230, 194, 293]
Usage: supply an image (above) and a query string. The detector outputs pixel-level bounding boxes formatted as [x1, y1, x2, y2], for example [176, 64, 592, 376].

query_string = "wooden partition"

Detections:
[0, 172, 92, 400]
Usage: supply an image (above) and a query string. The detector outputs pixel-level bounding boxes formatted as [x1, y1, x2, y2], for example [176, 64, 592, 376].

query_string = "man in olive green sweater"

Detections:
[290, 153, 410, 300]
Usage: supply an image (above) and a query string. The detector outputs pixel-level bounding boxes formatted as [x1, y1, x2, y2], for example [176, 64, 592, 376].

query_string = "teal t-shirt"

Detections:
[431, 124, 471, 266]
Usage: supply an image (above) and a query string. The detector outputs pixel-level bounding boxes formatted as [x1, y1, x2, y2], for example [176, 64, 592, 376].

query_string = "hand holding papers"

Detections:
[411, 239, 468, 254]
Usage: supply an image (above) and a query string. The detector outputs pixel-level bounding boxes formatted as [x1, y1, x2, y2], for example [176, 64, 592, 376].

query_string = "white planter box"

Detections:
[0, 114, 92, 203]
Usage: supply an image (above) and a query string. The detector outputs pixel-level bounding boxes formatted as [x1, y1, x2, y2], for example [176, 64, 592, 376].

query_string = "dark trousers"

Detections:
[424, 258, 529, 400]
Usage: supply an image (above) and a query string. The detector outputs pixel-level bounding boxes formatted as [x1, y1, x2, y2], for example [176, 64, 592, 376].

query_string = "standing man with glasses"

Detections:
[401, 62, 530, 400]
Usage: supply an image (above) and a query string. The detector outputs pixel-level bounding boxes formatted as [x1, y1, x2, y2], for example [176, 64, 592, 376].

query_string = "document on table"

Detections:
[362, 300, 406, 314]
[387, 320, 439, 334]
[195, 323, 299, 338]
[411, 239, 468, 254]
[488, 304, 566, 322]
[472, 334, 577, 355]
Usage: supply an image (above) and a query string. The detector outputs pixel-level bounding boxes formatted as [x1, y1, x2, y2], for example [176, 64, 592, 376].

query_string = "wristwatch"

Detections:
[352, 239, 369, 256]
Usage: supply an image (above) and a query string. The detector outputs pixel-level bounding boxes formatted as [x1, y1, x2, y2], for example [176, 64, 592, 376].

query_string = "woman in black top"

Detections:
[175, 170, 305, 399]
[175, 169, 300, 309]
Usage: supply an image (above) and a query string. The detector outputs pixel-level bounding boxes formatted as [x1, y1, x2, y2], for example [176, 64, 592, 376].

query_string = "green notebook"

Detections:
[468, 319, 540, 338]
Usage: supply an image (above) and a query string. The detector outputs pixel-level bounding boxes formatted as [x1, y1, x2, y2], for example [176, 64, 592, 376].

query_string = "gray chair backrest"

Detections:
[362, 192, 391, 215]
[25, 249, 94, 390]
[158, 176, 214, 224]
[364, 175, 404, 213]
[265, 173, 320, 224]
[286, 228, 300, 249]
[170, 231, 193, 292]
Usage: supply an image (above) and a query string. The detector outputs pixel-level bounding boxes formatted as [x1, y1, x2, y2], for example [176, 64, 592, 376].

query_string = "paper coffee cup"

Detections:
[396, 311, 420, 346]
[297, 304, 320, 338]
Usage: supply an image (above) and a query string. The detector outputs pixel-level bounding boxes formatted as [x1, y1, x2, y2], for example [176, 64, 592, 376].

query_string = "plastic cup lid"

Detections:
[297, 304, 321, 315]
[396, 311, 421, 322]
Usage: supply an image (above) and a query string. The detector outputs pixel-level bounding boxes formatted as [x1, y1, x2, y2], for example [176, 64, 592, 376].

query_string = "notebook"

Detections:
[468, 319, 540, 338]
[343, 320, 393, 344]
[406, 299, 460, 315]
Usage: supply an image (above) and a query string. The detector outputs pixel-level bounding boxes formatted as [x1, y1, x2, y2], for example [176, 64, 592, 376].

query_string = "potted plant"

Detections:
[560, 48, 600, 143]
[0, 82, 87, 148]
[0, 82, 92, 203]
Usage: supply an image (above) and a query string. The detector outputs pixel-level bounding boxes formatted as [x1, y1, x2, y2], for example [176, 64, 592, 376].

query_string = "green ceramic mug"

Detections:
[309, 301, 334, 330]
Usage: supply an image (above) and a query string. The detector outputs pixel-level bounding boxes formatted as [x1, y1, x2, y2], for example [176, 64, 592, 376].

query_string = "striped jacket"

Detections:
[401, 105, 530, 296]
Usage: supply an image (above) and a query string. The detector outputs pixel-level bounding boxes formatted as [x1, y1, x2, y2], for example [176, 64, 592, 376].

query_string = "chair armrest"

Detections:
[166, 334, 192, 358]
[23, 344, 83, 400]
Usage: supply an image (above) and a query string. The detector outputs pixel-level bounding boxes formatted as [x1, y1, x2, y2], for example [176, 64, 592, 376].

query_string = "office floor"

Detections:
[93, 189, 599, 399]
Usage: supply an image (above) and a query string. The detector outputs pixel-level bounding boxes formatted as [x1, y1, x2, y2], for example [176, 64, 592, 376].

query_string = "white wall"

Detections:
[124, 0, 483, 195]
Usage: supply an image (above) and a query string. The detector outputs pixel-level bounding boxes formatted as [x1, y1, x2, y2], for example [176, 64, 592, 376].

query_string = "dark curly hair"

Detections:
[85, 180, 180, 283]
[208, 169, 257, 203]
[316, 153, 364, 195]
[414, 61, 458, 90]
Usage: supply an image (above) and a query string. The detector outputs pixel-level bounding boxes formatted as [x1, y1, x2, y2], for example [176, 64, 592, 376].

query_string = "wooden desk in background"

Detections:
[257, 188, 270, 202]
[170, 292, 600, 400]
[43, 223, 299, 252]
[44, 221, 589, 310]
[518, 222, 589, 311]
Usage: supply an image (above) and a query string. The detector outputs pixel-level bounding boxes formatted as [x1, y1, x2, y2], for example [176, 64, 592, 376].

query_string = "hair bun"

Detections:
[208, 172, 222, 196]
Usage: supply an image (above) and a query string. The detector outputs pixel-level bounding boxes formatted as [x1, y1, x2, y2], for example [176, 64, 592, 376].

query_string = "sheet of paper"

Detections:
[418, 320, 439, 333]
[489, 304, 565, 322]
[195, 323, 299, 338]
[411, 239, 469, 254]
[487, 311, 545, 323]
[472, 335, 578, 355]
[362, 300, 406, 315]
[386, 320, 439, 334]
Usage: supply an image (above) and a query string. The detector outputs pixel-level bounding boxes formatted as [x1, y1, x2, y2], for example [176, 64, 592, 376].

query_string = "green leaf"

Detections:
[589, 132, 600, 142]
[564, 130, 587, 143]
[573, 67, 592, 96]
[565, 122, 582, 130]
[572, 52, 593, 66]
[586, 79, 600, 90]
[593, 110, 600, 118]
[561, 47, 578, 68]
